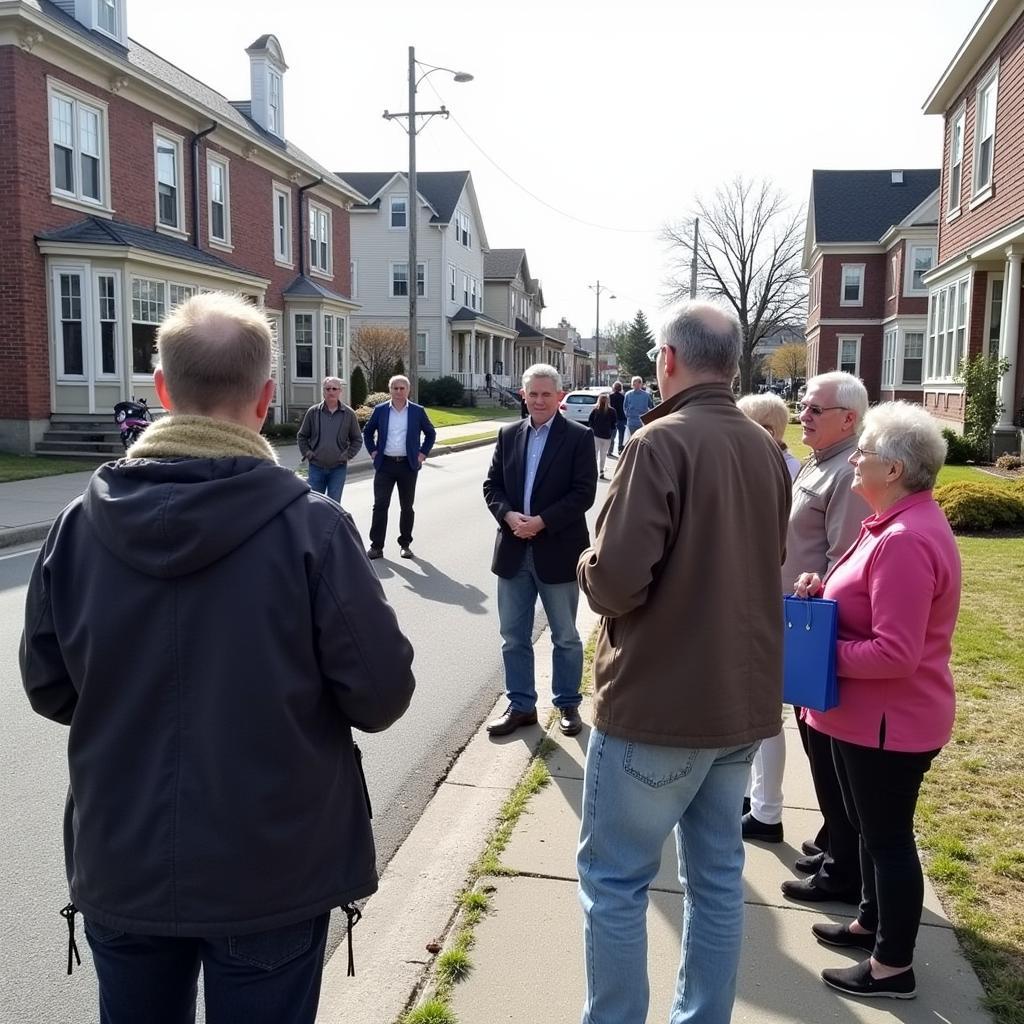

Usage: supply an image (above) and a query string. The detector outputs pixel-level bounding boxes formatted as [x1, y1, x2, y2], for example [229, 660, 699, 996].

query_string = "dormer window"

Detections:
[268, 71, 281, 135]
[96, 0, 118, 36]
[246, 36, 288, 139]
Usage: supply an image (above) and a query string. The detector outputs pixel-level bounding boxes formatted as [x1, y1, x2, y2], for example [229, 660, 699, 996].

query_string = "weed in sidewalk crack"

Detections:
[401, 998, 457, 1024]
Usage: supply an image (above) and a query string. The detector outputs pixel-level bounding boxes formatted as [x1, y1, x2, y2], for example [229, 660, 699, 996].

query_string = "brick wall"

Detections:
[818, 253, 886, 320]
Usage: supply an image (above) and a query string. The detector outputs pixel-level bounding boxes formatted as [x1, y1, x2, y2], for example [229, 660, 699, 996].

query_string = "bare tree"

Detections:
[768, 341, 808, 383]
[662, 177, 807, 394]
[352, 324, 407, 392]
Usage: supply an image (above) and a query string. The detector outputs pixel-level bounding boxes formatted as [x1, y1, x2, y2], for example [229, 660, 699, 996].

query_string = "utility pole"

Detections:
[589, 281, 615, 386]
[690, 217, 699, 300]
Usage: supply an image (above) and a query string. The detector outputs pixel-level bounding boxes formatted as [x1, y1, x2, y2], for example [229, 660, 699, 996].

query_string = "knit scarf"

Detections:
[127, 414, 278, 463]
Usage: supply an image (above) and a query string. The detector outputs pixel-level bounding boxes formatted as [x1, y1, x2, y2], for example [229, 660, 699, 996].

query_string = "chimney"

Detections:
[891, 170, 904, 185]
[246, 35, 288, 139]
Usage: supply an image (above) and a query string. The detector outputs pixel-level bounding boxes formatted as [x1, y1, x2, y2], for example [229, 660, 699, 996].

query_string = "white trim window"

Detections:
[169, 283, 196, 309]
[273, 184, 292, 265]
[390, 195, 408, 229]
[449, 263, 457, 303]
[309, 203, 331, 276]
[154, 131, 185, 232]
[902, 331, 924, 385]
[808, 266, 821, 311]
[840, 264, 865, 307]
[391, 261, 426, 298]
[887, 253, 899, 300]
[207, 154, 230, 246]
[416, 331, 427, 369]
[292, 312, 315, 380]
[838, 335, 861, 376]
[905, 246, 935, 296]
[984, 276, 1004, 359]
[349, 260, 357, 299]
[926, 276, 969, 382]
[948, 105, 965, 214]
[96, 0, 118, 37]
[882, 327, 898, 388]
[462, 273, 469, 307]
[55, 270, 86, 378]
[49, 83, 107, 208]
[324, 314, 335, 377]
[131, 278, 166, 375]
[96, 271, 119, 377]
[455, 210, 471, 248]
[268, 69, 282, 137]
[973, 66, 998, 198]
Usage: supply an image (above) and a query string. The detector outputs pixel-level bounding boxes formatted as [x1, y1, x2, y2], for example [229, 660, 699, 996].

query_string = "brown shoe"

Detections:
[558, 707, 583, 736]
[486, 706, 538, 737]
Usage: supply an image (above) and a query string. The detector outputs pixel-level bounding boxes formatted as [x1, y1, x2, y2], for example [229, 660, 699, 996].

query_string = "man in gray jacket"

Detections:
[297, 376, 363, 502]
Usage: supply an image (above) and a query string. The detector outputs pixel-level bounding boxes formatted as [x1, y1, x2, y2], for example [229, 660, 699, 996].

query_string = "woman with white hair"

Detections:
[794, 402, 961, 1000]
[737, 392, 801, 479]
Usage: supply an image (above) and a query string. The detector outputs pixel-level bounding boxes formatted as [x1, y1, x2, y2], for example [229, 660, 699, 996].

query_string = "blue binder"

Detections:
[782, 596, 839, 712]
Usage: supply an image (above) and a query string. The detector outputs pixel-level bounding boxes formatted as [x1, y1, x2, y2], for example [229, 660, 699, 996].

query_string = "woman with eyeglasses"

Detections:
[793, 401, 961, 1000]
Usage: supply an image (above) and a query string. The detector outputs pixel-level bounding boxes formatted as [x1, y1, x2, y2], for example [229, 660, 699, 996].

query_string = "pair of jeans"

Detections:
[831, 738, 939, 967]
[578, 730, 759, 1024]
[612, 420, 626, 453]
[370, 458, 418, 548]
[84, 913, 329, 1024]
[307, 462, 347, 503]
[496, 546, 582, 711]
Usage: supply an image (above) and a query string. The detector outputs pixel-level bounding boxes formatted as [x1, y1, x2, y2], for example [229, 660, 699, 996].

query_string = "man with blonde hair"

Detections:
[21, 291, 415, 1024]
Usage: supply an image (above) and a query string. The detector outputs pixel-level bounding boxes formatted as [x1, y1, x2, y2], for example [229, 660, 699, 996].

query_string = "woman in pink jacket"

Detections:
[794, 401, 961, 1001]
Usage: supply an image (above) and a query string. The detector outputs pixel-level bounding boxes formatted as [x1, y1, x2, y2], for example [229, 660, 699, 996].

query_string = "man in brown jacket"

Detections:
[575, 302, 791, 1024]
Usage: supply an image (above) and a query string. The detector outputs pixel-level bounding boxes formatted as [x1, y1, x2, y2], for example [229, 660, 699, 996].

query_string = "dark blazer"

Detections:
[483, 413, 597, 583]
[363, 401, 436, 471]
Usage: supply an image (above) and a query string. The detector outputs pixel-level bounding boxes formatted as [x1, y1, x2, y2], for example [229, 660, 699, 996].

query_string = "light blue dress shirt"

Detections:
[522, 418, 552, 516]
[383, 403, 409, 456]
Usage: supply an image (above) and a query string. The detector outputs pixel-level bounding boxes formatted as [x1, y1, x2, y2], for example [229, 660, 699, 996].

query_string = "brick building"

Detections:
[922, 0, 1024, 452]
[802, 169, 940, 403]
[0, 1, 364, 453]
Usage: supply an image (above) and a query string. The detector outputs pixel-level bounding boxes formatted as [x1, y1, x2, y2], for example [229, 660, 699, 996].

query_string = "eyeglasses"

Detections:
[645, 342, 673, 362]
[798, 402, 847, 416]
[853, 446, 880, 459]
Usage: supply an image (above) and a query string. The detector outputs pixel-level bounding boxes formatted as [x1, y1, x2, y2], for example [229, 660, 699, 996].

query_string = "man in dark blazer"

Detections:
[363, 375, 437, 560]
[483, 364, 597, 737]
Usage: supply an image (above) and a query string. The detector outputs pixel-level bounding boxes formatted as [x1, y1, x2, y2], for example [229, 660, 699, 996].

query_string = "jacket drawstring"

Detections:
[60, 904, 81, 976]
[343, 903, 362, 977]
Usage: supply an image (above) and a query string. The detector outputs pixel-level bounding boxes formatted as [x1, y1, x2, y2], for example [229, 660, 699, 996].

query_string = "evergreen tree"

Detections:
[618, 310, 656, 379]
[350, 366, 368, 408]
[394, 357, 406, 377]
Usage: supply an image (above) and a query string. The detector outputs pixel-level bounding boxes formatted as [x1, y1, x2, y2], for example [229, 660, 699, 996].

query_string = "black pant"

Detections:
[832, 738, 938, 967]
[796, 714, 861, 894]
[370, 458, 418, 548]
[612, 420, 626, 452]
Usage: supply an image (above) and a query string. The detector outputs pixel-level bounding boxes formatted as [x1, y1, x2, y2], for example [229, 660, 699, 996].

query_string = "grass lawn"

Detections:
[0, 452, 106, 483]
[424, 406, 517, 429]
[442, 429, 499, 447]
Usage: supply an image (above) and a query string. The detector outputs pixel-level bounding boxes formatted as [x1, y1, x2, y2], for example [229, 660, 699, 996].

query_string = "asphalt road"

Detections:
[1, 443, 591, 1024]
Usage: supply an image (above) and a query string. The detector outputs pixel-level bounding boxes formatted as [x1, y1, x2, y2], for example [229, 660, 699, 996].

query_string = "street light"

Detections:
[588, 281, 615, 386]
[384, 47, 473, 402]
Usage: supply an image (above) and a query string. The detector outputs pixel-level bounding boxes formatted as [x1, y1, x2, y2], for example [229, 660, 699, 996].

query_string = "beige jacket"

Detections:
[578, 384, 792, 747]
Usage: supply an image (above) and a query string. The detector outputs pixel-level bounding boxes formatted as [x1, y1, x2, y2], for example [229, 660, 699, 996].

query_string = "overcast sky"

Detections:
[128, 0, 980, 338]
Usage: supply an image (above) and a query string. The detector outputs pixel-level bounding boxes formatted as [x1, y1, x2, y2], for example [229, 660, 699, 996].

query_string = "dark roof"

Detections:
[337, 171, 471, 225]
[450, 306, 506, 328]
[283, 275, 351, 302]
[485, 248, 526, 280]
[515, 317, 544, 340]
[812, 170, 940, 243]
[36, 217, 250, 273]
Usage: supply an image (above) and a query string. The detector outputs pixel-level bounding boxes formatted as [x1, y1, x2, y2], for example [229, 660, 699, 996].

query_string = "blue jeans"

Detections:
[578, 730, 759, 1024]
[496, 547, 582, 711]
[307, 462, 347, 503]
[613, 420, 626, 453]
[84, 913, 329, 1024]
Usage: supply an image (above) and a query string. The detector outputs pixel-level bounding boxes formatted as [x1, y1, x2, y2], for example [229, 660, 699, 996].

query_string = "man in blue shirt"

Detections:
[483, 364, 597, 737]
[622, 375, 655, 439]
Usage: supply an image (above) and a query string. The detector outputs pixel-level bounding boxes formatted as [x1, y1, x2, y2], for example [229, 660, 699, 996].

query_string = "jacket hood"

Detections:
[82, 458, 310, 578]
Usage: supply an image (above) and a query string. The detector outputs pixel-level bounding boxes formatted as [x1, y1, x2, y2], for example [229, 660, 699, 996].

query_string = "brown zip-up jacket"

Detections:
[577, 383, 792, 748]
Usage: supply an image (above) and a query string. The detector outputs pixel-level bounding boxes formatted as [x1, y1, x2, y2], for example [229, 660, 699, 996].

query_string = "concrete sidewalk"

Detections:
[0, 418, 509, 549]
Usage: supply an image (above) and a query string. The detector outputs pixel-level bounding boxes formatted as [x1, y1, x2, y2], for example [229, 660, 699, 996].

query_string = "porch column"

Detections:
[470, 327, 477, 376]
[487, 334, 494, 375]
[997, 248, 1022, 431]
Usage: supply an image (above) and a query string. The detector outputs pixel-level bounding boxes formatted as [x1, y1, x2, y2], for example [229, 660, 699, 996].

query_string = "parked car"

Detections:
[559, 388, 611, 423]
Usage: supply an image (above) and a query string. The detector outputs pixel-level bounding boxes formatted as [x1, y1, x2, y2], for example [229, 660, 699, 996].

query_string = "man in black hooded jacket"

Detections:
[20, 292, 415, 1024]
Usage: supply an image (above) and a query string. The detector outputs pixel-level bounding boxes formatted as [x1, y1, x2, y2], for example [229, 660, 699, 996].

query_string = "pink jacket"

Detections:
[805, 491, 961, 752]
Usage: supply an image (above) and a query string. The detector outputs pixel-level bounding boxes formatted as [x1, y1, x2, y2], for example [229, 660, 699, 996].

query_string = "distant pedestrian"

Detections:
[363, 375, 437, 560]
[485, 371, 493, 396]
[622, 375, 654, 439]
[483, 363, 597, 739]
[608, 381, 626, 455]
[576, 302, 791, 1024]
[587, 393, 618, 478]
[20, 291, 414, 1024]
[297, 376, 362, 502]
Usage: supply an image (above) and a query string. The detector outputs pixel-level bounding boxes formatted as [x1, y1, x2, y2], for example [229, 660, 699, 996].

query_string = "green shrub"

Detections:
[995, 452, 1022, 471]
[364, 391, 390, 408]
[417, 378, 437, 406]
[261, 422, 299, 440]
[942, 427, 978, 465]
[956, 352, 1010, 462]
[430, 375, 467, 408]
[350, 366, 368, 409]
[934, 482, 1024, 531]
[394, 357, 405, 377]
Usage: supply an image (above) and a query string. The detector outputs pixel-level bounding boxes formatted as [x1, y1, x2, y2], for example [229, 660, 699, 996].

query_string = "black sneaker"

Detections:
[821, 960, 916, 999]
[811, 921, 875, 953]
[741, 812, 783, 843]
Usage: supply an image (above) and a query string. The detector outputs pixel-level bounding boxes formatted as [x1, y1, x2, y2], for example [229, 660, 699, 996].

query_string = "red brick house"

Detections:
[922, 0, 1024, 453]
[802, 169, 940, 404]
[0, 0, 364, 454]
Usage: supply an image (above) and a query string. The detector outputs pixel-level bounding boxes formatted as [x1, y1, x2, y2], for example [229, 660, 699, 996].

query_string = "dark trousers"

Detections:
[85, 913, 329, 1024]
[370, 458, 418, 549]
[612, 419, 626, 452]
[832, 739, 939, 967]
[796, 714, 861, 894]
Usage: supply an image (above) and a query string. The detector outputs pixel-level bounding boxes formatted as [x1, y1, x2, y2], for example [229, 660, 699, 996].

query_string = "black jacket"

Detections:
[20, 457, 415, 937]
[483, 413, 597, 584]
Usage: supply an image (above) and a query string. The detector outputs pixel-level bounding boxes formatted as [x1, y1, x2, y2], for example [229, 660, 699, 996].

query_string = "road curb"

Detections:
[0, 523, 52, 550]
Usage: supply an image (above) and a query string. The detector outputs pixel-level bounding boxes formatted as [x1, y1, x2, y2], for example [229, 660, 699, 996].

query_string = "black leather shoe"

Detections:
[742, 812, 784, 843]
[400, 547, 414, 559]
[486, 706, 538, 737]
[821, 960, 916, 999]
[558, 707, 583, 737]
[781, 877, 860, 905]
[367, 547, 383, 560]
[811, 922, 876, 953]
[795, 851, 826, 874]
[802, 839, 823, 856]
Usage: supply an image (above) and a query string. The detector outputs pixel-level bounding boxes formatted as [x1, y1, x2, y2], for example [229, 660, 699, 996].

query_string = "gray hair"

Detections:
[807, 371, 869, 429]
[389, 374, 410, 388]
[631, 375, 643, 386]
[737, 392, 789, 443]
[662, 301, 741, 379]
[859, 401, 947, 493]
[522, 362, 561, 391]
[322, 376, 343, 389]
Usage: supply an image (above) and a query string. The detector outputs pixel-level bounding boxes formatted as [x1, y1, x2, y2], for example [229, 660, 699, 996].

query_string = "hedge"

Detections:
[934, 481, 1024, 532]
